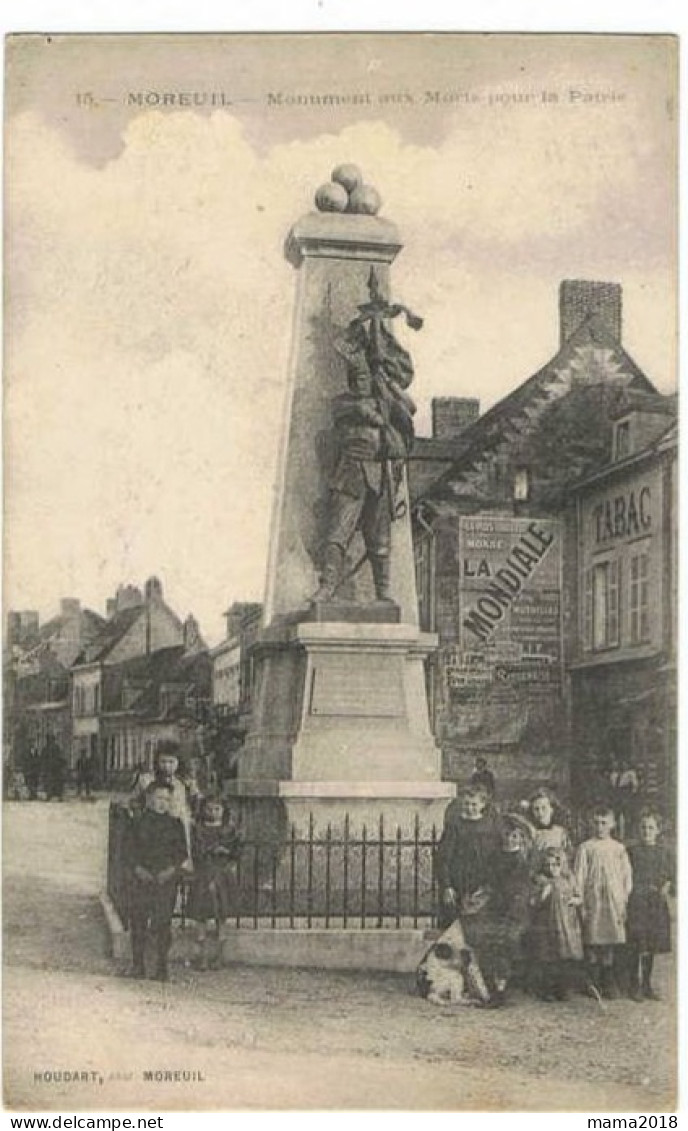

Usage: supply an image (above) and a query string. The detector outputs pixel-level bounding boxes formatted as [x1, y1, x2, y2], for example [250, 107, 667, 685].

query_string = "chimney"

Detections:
[6, 612, 21, 648]
[20, 611, 39, 635]
[183, 614, 202, 654]
[115, 584, 144, 613]
[560, 280, 622, 346]
[431, 397, 480, 440]
[144, 576, 163, 603]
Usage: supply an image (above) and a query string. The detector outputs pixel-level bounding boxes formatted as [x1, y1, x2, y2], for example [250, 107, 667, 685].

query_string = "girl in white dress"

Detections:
[574, 806, 632, 999]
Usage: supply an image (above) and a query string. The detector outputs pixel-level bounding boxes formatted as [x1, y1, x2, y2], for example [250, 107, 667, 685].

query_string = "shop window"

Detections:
[614, 420, 631, 460]
[585, 559, 620, 651]
[630, 551, 650, 644]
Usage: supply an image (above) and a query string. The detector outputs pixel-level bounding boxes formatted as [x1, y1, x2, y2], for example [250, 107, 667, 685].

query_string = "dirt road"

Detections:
[2, 800, 676, 1111]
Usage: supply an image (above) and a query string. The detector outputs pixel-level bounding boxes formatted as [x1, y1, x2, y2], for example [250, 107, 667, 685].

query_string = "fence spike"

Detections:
[343, 812, 349, 928]
[377, 813, 385, 927]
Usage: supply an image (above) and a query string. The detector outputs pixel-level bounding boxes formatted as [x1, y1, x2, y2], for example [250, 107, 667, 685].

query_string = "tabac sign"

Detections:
[454, 515, 562, 694]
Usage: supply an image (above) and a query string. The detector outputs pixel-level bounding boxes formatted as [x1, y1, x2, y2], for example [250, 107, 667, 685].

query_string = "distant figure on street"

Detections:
[470, 757, 496, 799]
[126, 782, 188, 981]
[43, 735, 66, 801]
[76, 750, 96, 798]
[23, 744, 41, 800]
[609, 755, 640, 838]
[129, 760, 147, 794]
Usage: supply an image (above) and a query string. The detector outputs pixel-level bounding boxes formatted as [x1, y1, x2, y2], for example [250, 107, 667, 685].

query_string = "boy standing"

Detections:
[127, 782, 187, 981]
[436, 787, 500, 929]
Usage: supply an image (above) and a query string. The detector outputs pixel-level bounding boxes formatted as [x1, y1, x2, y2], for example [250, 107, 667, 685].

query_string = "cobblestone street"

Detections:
[3, 799, 676, 1111]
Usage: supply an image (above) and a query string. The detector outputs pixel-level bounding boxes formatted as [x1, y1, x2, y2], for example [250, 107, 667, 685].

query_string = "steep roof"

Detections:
[414, 313, 658, 511]
[101, 645, 211, 720]
[10, 608, 106, 679]
[73, 605, 144, 666]
[572, 409, 678, 493]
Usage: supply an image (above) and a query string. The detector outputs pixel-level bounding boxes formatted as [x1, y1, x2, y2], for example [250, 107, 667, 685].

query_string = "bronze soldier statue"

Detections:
[311, 269, 422, 604]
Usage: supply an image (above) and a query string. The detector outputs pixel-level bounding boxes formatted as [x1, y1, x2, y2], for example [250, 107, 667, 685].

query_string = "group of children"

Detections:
[124, 754, 672, 1001]
[436, 785, 673, 1006]
[125, 774, 240, 981]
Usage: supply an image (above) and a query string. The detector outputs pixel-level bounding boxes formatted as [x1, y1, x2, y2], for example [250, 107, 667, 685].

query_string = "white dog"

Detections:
[416, 918, 490, 1006]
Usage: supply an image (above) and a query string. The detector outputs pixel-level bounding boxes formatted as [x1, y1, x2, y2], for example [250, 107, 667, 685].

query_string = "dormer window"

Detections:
[513, 466, 530, 502]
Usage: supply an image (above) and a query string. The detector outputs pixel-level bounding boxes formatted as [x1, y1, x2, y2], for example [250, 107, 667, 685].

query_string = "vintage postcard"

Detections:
[3, 32, 678, 1113]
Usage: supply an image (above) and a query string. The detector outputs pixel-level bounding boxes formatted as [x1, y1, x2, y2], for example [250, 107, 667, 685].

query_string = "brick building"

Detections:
[71, 577, 208, 783]
[209, 602, 263, 783]
[4, 600, 105, 777]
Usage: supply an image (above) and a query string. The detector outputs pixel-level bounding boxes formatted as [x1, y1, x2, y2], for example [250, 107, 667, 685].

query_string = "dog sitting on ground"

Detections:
[416, 918, 490, 1006]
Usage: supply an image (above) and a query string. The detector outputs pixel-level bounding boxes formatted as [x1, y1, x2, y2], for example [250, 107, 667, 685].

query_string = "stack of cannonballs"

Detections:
[314, 164, 382, 215]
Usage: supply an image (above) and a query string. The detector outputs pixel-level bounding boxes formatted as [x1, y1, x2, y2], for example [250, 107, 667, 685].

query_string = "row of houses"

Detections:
[4, 580, 261, 789]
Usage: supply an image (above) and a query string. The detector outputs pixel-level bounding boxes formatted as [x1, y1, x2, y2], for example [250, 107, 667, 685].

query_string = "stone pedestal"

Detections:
[230, 618, 454, 836]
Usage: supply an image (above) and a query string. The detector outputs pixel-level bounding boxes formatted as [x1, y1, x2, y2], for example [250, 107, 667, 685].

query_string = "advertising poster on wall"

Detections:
[450, 515, 562, 699]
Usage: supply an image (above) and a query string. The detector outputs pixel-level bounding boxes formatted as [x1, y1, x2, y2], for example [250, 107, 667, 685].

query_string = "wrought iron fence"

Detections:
[106, 801, 637, 933]
[107, 803, 439, 931]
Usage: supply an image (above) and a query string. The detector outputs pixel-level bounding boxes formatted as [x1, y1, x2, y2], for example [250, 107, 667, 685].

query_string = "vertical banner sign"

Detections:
[454, 515, 562, 696]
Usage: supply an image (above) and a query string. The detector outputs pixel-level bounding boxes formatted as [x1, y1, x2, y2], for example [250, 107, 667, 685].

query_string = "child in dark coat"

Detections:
[436, 787, 500, 930]
[626, 809, 673, 1001]
[127, 782, 187, 981]
[461, 814, 533, 1007]
[529, 847, 584, 1000]
[188, 798, 241, 970]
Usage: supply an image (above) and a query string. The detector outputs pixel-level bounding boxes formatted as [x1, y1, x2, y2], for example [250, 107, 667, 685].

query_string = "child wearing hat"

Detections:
[462, 813, 533, 1007]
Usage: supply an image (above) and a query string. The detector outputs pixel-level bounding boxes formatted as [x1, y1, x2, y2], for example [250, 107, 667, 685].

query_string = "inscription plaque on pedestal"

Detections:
[309, 654, 404, 717]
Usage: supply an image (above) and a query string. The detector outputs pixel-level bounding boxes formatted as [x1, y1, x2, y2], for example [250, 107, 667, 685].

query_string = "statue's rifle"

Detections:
[352, 268, 422, 522]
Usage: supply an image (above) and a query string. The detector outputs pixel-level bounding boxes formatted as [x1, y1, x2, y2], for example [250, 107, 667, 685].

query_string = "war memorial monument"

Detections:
[227, 166, 455, 857]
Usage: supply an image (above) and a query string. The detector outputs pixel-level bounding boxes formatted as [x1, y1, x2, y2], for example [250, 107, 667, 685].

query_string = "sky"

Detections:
[4, 33, 678, 646]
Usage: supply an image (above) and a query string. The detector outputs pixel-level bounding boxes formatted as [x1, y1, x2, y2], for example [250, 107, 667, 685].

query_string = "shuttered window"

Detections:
[630, 551, 650, 644]
[587, 558, 621, 651]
